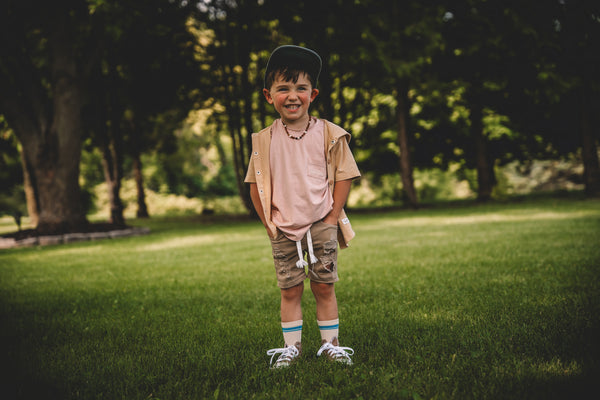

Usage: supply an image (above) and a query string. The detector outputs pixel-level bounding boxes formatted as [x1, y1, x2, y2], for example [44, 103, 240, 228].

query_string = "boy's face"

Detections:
[263, 72, 319, 127]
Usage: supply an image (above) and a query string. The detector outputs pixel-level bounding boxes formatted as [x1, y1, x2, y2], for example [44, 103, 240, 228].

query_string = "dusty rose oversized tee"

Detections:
[269, 118, 333, 241]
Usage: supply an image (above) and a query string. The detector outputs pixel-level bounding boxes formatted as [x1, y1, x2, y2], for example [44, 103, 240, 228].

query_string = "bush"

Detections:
[92, 179, 246, 219]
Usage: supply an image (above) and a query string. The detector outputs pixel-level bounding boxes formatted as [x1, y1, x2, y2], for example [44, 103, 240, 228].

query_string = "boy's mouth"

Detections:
[285, 104, 300, 110]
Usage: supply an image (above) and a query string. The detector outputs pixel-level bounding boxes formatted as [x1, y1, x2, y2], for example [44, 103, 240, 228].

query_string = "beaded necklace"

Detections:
[282, 117, 312, 140]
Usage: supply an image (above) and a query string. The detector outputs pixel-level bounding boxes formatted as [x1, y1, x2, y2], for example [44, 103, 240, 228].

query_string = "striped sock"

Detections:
[317, 318, 339, 343]
[281, 320, 303, 346]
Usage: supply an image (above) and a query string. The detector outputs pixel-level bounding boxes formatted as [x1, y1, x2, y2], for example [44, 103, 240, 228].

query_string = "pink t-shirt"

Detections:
[270, 118, 333, 241]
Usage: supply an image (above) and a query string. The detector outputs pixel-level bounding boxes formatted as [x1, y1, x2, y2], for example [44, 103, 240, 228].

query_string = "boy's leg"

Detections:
[268, 230, 308, 368]
[311, 281, 354, 364]
[281, 282, 304, 322]
[268, 283, 304, 368]
[308, 222, 354, 364]
[311, 281, 340, 342]
[280, 283, 304, 348]
[310, 281, 338, 321]
[307, 221, 341, 342]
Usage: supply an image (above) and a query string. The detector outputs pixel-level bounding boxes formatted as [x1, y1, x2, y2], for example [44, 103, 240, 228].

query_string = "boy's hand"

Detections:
[322, 214, 338, 226]
[323, 179, 352, 227]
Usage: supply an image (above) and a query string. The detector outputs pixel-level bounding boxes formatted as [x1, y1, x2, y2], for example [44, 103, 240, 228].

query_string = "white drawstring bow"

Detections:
[295, 229, 318, 268]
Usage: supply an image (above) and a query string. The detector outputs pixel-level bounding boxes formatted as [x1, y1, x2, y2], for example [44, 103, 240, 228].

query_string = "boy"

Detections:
[244, 45, 360, 368]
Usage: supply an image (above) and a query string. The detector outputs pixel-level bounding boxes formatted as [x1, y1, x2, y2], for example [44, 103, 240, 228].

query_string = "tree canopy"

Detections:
[1, 0, 598, 231]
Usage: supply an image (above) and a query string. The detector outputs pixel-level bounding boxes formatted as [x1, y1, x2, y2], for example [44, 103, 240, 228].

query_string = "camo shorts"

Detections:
[269, 221, 339, 289]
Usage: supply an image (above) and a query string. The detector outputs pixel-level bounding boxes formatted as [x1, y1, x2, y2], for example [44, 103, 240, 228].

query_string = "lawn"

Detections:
[1, 197, 599, 399]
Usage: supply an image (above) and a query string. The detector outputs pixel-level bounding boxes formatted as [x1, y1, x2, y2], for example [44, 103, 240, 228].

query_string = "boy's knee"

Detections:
[311, 281, 334, 297]
[281, 282, 304, 300]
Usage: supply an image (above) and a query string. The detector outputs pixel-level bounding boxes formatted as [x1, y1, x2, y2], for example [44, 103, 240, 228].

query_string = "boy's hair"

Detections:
[264, 67, 317, 91]
[264, 45, 322, 90]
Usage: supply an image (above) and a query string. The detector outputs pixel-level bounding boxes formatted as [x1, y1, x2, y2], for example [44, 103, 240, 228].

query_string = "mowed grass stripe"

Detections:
[1, 197, 598, 399]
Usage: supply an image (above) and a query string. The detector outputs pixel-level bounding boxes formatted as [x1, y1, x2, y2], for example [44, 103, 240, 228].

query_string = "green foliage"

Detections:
[0, 120, 22, 199]
[91, 179, 245, 219]
[3, 0, 599, 225]
[347, 159, 585, 208]
[413, 166, 472, 202]
[79, 145, 105, 191]
[0, 120, 26, 228]
[0, 185, 26, 230]
[1, 197, 599, 399]
[139, 111, 239, 199]
[206, 164, 238, 196]
[348, 169, 472, 208]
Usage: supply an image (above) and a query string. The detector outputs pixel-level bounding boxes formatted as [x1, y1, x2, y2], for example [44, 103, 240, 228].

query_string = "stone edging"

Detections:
[0, 227, 151, 250]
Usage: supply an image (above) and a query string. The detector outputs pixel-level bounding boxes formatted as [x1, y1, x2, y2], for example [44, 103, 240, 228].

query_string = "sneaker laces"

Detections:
[267, 344, 300, 367]
[317, 342, 355, 363]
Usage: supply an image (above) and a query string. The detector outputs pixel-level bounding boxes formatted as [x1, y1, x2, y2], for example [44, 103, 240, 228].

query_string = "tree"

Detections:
[437, 1, 534, 200]
[349, 1, 446, 207]
[540, 0, 600, 196]
[0, 0, 94, 233]
[194, 0, 280, 214]
[1, 0, 202, 233]
[85, 0, 199, 223]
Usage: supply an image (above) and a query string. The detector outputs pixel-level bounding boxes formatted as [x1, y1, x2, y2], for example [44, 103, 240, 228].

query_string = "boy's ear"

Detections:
[263, 88, 274, 104]
[310, 88, 319, 102]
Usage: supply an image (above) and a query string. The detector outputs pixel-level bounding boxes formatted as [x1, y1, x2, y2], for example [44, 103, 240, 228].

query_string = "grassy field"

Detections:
[1, 196, 599, 399]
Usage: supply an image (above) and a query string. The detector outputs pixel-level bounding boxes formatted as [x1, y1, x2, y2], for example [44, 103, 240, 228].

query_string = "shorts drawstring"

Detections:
[307, 229, 318, 264]
[295, 229, 319, 268]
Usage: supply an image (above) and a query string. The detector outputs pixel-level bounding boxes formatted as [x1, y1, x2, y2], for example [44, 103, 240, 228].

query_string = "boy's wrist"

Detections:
[322, 213, 339, 225]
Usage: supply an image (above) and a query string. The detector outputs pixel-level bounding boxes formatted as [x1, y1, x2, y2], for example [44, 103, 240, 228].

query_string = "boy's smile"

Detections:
[263, 72, 319, 130]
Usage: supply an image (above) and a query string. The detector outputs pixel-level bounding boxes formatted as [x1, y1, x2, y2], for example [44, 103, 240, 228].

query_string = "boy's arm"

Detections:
[322, 178, 352, 226]
[249, 183, 274, 237]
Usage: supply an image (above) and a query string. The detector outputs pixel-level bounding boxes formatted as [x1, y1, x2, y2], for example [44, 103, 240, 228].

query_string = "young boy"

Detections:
[244, 45, 360, 368]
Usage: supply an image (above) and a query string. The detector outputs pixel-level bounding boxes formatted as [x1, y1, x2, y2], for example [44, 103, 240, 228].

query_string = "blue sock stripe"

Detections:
[318, 324, 339, 331]
[282, 325, 302, 333]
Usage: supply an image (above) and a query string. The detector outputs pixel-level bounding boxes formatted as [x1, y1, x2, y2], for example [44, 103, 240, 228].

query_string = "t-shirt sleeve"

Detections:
[334, 137, 361, 181]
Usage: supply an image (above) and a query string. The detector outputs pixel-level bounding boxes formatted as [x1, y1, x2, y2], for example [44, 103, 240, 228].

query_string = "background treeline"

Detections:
[0, 0, 598, 234]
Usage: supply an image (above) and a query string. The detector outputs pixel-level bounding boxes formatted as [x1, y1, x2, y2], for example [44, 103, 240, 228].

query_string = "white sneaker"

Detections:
[267, 342, 302, 368]
[317, 338, 354, 365]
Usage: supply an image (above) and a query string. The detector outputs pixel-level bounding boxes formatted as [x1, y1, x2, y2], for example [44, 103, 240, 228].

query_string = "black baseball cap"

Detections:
[264, 45, 322, 88]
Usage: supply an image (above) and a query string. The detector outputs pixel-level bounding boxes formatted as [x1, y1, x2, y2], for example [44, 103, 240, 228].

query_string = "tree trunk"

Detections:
[101, 137, 126, 226]
[11, 23, 88, 234]
[396, 80, 419, 208]
[132, 152, 149, 218]
[15, 112, 87, 234]
[27, 142, 87, 234]
[471, 102, 495, 201]
[226, 69, 253, 214]
[581, 87, 600, 197]
[16, 118, 86, 235]
[19, 148, 39, 226]
[240, 52, 254, 215]
[98, 67, 127, 226]
[230, 115, 253, 213]
[318, 59, 335, 121]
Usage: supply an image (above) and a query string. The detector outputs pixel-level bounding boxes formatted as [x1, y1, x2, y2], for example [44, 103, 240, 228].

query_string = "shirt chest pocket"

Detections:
[307, 162, 327, 179]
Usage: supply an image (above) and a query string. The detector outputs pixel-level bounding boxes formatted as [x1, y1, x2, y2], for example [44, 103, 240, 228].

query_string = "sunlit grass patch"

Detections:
[1, 197, 599, 399]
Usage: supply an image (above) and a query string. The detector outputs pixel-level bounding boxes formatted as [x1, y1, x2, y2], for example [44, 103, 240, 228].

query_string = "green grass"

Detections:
[1, 197, 599, 399]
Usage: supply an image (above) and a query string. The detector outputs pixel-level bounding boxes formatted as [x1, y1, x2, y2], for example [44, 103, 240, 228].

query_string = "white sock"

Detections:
[281, 320, 302, 346]
[317, 318, 339, 343]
